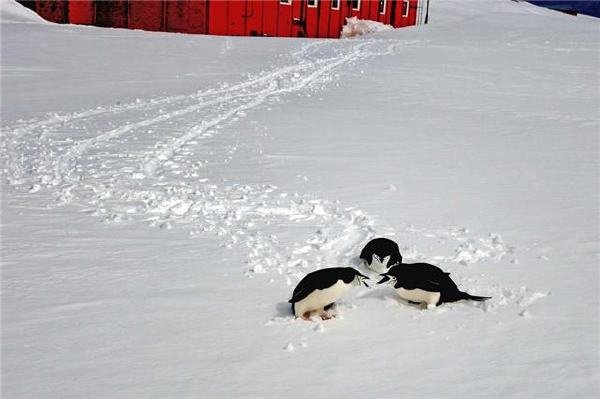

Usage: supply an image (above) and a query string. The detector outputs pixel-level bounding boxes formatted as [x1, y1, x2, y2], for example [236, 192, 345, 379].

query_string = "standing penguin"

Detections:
[289, 267, 369, 320]
[377, 263, 490, 309]
[360, 237, 402, 273]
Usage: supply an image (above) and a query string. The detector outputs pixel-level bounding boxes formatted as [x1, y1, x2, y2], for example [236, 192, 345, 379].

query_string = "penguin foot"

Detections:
[320, 312, 335, 320]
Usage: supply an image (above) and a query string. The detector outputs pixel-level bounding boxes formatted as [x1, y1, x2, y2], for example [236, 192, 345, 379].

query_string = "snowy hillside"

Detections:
[1, 0, 598, 397]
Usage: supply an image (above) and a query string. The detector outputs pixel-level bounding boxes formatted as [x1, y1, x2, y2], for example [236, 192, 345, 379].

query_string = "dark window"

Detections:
[308, 0, 317, 7]
[402, 0, 409, 17]
[280, 0, 291, 5]
[352, 0, 360, 11]
[379, 0, 386, 14]
[331, 0, 340, 9]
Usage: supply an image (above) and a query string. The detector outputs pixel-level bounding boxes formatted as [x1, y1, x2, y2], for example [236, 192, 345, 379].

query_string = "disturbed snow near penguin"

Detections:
[288, 237, 490, 320]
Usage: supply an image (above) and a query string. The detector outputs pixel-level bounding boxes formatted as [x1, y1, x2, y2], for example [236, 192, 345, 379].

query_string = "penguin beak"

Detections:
[377, 274, 391, 285]
[358, 275, 369, 288]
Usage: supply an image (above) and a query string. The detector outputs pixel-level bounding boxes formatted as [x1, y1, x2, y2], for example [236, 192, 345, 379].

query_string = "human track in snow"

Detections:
[1, 37, 519, 316]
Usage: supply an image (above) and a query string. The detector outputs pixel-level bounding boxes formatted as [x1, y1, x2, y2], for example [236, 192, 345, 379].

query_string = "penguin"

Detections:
[377, 263, 490, 309]
[289, 267, 369, 320]
[359, 237, 402, 273]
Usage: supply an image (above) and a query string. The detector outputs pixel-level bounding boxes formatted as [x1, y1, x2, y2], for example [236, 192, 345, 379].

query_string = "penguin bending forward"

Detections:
[360, 237, 402, 273]
[377, 263, 490, 309]
[289, 267, 369, 320]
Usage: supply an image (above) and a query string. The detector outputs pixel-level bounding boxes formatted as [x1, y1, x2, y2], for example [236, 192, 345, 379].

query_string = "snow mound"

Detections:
[0, 0, 47, 24]
[341, 17, 393, 38]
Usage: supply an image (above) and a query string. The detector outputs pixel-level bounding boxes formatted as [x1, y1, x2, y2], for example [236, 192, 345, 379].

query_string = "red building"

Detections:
[20, 0, 428, 38]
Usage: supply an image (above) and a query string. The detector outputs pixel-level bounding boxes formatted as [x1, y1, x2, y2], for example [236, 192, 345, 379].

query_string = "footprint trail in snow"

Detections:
[1, 37, 531, 332]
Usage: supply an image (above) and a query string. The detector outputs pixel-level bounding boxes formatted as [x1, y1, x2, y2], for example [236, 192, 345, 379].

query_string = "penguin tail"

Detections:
[460, 292, 491, 302]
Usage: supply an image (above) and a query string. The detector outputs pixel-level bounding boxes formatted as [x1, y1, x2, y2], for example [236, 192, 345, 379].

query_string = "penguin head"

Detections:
[350, 269, 370, 288]
[376, 265, 402, 285]
[376, 273, 395, 285]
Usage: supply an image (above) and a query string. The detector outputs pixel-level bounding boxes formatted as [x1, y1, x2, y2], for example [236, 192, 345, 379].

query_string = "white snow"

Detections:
[341, 16, 393, 38]
[0, 0, 46, 24]
[1, 0, 599, 398]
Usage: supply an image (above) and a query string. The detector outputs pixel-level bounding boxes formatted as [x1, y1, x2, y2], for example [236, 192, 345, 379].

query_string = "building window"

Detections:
[378, 0, 386, 14]
[308, 0, 318, 7]
[352, 0, 360, 11]
[331, 0, 340, 10]
[402, 0, 409, 17]
[280, 0, 291, 5]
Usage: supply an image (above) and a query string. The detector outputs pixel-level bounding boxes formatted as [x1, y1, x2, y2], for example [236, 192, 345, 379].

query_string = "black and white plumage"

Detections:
[359, 237, 402, 273]
[289, 267, 369, 320]
[377, 263, 491, 308]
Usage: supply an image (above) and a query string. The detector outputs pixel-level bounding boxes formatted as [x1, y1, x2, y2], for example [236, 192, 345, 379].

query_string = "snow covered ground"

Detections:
[1, 0, 598, 397]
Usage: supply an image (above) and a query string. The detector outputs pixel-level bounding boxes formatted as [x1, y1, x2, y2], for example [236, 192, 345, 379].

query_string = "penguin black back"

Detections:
[288, 267, 368, 305]
[380, 263, 491, 305]
[360, 237, 402, 268]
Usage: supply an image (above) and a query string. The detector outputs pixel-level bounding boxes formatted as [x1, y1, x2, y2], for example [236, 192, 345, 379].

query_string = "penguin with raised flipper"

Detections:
[359, 237, 402, 273]
[289, 267, 369, 320]
[377, 263, 490, 309]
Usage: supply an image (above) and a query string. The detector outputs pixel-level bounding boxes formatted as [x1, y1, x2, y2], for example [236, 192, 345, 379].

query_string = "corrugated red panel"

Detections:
[349, 0, 361, 18]
[363, 0, 374, 20]
[228, 0, 246, 35]
[393, 0, 409, 27]
[245, 0, 263, 36]
[208, 0, 228, 35]
[129, 0, 163, 31]
[291, 0, 304, 37]
[188, 0, 208, 33]
[24, 0, 423, 38]
[377, 0, 388, 23]
[35, 0, 67, 23]
[304, 0, 317, 38]
[277, 0, 293, 37]
[262, 0, 278, 36]
[165, 0, 188, 32]
[328, 0, 343, 38]
[95, 0, 128, 28]
[316, 0, 330, 38]
[68, 0, 93, 25]
[407, 0, 417, 26]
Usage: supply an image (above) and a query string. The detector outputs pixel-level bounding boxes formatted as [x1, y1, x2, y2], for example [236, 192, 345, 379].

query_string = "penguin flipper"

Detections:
[288, 286, 310, 303]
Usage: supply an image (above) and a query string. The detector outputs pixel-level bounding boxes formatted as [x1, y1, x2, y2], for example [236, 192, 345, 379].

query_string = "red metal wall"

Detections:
[165, 1, 207, 34]
[20, 0, 425, 39]
[68, 0, 93, 25]
[129, 0, 164, 31]
[34, 0, 68, 24]
[245, 0, 263, 36]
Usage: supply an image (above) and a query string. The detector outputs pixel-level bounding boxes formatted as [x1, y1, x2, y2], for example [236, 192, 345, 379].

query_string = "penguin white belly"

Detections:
[294, 280, 351, 317]
[396, 288, 440, 305]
